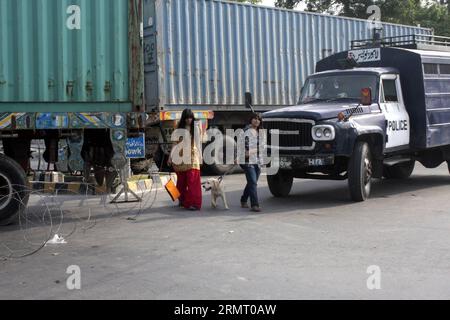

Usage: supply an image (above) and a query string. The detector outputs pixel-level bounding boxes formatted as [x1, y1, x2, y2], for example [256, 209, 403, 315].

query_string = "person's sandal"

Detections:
[251, 206, 262, 213]
[241, 202, 249, 209]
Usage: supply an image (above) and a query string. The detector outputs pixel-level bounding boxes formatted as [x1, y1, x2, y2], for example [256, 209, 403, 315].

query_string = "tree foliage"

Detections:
[274, 0, 450, 36]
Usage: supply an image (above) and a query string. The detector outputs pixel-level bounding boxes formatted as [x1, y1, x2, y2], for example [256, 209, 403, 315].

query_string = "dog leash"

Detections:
[217, 160, 241, 184]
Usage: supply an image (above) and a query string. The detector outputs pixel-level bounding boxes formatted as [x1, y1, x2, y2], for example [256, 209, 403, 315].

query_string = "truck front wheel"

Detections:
[267, 171, 293, 198]
[383, 161, 415, 179]
[348, 141, 373, 202]
[0, 154, 30, 226]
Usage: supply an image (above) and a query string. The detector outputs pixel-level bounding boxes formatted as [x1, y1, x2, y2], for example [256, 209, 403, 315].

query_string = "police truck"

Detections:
[262, 34, 450, 201]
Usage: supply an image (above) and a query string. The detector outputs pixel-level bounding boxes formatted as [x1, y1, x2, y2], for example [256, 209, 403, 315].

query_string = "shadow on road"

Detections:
[1, 173, 449, 230]
[132, 173, 450, 223]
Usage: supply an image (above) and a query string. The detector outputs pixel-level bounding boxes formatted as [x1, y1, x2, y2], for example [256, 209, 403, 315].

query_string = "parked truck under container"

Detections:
[0, 0, 144, 225]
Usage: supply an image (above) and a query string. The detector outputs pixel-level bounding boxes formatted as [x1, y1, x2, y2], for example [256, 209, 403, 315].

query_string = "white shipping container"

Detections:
[144, 0, 432, 111]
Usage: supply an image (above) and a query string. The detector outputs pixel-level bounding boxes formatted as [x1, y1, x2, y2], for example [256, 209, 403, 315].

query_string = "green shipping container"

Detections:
[0, 0, 143, 113]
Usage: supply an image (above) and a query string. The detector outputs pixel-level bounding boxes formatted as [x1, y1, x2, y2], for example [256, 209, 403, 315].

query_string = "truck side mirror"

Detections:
[360, 88, 372, 105]
[245, 92, 253, 109]
[245, 92, 256, 113]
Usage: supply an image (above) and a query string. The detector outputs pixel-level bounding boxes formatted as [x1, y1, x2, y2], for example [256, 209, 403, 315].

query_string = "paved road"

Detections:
[1, 163, 450, 300]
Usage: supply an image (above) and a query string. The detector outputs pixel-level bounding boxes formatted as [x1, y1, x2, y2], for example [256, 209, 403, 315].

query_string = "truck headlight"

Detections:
[312, 125, 335, 141]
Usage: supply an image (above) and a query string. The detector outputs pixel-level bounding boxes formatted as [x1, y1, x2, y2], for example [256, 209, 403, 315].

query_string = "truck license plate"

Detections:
[308, 158, 326, 166]
[280, 155, 334, 169]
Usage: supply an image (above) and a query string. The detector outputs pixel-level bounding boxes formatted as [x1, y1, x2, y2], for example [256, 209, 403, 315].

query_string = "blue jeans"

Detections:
[241, 165, 261, 207]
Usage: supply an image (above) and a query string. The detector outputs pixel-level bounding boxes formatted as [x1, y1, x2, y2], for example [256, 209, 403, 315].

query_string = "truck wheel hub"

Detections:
[364, 157, 372, 185]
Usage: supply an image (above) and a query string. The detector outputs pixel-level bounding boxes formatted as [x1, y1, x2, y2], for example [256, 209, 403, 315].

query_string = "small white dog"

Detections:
[202, 177, 230, 210]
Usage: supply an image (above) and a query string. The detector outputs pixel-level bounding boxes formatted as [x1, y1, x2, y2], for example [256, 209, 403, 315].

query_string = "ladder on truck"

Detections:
[351, 34, 450, 52]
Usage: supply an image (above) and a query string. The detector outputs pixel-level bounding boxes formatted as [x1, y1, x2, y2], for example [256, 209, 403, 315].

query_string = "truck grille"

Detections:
[264, 119, 315, 153]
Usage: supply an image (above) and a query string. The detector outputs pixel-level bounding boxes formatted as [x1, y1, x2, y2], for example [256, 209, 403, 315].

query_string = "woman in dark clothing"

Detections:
[240, 114, 263, 213]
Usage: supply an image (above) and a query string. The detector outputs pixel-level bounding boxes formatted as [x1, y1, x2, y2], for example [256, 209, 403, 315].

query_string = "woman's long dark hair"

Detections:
[178, 109, 196, 134]
[178, 109, 196, 144]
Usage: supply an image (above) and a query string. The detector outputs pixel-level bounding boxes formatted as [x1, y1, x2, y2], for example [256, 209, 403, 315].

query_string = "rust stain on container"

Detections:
[104, 81, 111, 93]
[85, 81, 93, 96]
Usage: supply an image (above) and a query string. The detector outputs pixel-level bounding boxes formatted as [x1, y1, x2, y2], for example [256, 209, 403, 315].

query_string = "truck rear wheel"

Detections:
[383, 161, 415, 179]
[206, 135, 237, 176]
[0, 154, 30, 226]
[267, 171, 293, 198]
[348, 141, 373, 202]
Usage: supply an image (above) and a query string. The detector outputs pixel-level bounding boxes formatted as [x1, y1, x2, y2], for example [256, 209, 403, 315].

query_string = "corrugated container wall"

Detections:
[0, 0, 143, 111]
[144, 0, 432, 111]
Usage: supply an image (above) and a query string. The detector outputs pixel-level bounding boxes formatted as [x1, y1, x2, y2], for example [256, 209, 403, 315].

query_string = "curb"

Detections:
[29, 181, 110, 195]
[28, 173, 177, 195]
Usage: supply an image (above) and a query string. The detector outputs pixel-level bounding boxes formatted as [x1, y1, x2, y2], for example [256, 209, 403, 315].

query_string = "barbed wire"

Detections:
[0, 164, 165, 260]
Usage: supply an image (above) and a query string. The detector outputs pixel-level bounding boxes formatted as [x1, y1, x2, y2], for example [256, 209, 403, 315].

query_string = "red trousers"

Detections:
[176, 169, 202, 210]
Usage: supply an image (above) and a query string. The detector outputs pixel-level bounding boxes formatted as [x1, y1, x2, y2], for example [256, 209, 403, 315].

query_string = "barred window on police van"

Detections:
[423, 63, 439, 75]
[439, 64, 450, 75]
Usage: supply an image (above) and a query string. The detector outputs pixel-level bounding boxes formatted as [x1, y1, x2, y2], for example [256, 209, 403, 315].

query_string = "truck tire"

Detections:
[206, 135, 237, 176]
[267, 171, 293, 198]
[383, 161, 415, 179]
[0, 154, 29, 226]
[348, 141, 373, 202]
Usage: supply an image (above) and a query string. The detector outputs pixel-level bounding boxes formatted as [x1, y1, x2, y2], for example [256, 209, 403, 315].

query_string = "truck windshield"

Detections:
[299, 74, 378, 104]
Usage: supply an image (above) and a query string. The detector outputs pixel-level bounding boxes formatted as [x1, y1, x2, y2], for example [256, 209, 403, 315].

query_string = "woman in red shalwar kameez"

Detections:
[168, 109, 203, 211]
